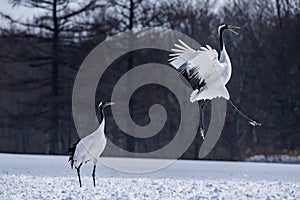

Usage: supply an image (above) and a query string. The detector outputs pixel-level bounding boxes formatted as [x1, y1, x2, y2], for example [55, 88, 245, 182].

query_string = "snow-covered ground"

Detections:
[0, 153, 299, 199]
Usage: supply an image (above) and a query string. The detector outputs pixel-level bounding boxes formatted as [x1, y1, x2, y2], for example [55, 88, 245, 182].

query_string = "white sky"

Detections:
[0, 0, 229, 27]
[0, 0, 45, 20]
[0, 0, 228, 18]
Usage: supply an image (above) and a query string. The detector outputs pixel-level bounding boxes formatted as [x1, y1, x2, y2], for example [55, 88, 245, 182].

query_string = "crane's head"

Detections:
[98, 101, 115, 110]
[218, 23, 240, 36]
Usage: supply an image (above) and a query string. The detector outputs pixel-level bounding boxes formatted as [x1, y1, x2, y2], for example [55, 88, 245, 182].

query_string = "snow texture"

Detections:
[246, 154, 300, 164]
[0, 153, 299, 199]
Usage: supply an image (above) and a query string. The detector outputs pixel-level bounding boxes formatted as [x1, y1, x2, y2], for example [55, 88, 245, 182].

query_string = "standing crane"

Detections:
[169, 23, 261, 139]
[68, 101, 114, 187]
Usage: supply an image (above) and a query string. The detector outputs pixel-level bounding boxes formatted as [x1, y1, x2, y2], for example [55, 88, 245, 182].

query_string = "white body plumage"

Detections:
[73, 120, 107, 169]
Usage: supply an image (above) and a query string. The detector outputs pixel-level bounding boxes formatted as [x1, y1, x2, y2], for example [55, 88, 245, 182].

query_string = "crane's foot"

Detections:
[200, 128, 205, 140]
[249, 120, 262, 126]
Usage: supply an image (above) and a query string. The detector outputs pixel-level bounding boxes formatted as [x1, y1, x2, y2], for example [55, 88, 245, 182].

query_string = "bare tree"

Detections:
[0, 0, 104, 154]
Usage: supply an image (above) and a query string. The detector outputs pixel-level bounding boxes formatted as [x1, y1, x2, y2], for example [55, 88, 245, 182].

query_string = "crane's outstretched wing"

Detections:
[169, 39, 229, 101]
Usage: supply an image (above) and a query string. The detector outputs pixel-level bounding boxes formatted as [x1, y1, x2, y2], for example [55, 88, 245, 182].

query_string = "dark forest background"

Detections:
[0, 0, 299, 161]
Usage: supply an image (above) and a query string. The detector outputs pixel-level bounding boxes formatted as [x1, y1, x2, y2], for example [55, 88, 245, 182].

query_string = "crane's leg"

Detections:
[92, 165, 96, 187]
[229, 99, 262, 126]
[77, 164, 82, 187]
[200, 100, 209, 140]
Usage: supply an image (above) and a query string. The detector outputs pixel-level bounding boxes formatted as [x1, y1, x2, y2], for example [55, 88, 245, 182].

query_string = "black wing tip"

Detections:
[67, 139, 80, 169]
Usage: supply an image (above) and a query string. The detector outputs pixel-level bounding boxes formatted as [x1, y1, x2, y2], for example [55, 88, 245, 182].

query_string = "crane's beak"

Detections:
[228, 25, 240, 35]
[98, 101, 115, 109]
[105, 102, 115, 107]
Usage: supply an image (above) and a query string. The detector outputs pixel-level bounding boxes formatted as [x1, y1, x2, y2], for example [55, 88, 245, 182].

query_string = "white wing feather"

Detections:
[169, 40, 229, 101]
[73, 127, 107, 168]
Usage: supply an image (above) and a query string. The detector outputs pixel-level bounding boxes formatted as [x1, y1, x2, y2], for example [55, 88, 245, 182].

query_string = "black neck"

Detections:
[219, 27, 225, 51]
[99, 108, 105, 125]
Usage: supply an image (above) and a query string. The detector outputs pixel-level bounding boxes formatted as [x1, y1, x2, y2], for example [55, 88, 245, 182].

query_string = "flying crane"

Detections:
[169, 23, 261, 139]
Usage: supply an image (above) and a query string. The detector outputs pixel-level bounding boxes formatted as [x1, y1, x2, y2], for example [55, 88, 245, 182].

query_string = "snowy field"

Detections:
[0, 153, 299, 199]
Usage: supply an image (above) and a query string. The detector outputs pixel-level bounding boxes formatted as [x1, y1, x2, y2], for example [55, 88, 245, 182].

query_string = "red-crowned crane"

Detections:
[68, 101, 114, 187]
[169, 23, 261, 139]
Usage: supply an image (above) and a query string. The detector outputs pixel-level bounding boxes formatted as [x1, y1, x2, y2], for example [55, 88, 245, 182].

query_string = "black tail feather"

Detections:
[178, 64, 206, 91]
[67, 139, 80, 169]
